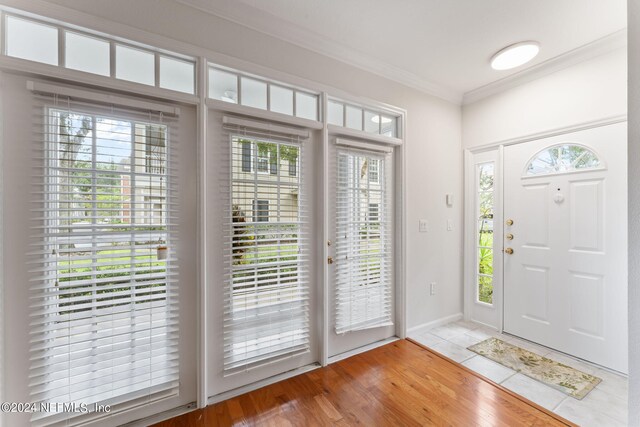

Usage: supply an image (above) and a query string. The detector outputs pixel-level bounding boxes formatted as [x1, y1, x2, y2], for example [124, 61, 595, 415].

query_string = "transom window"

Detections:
[327, 99, 399, 138]
[209, 66, 320, 121]
[3, 12, 196, 94]
[525, 144, 602, 176]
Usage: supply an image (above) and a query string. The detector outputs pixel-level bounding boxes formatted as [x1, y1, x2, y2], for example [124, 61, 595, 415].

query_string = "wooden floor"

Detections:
[153, 340, 574, 426]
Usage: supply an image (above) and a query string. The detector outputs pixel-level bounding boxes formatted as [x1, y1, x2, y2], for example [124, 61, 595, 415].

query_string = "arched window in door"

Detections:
[525, 144, 603, 176]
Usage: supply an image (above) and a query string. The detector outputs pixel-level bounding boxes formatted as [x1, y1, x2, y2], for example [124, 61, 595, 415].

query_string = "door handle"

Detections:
[327, 256, 334, 265]
[506, 219, 514, 226]
[506, 233, 514, 240]
[504, 248, 514, 255]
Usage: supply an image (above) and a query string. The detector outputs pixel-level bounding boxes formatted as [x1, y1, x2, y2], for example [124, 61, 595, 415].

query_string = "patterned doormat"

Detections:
[467, 337, 601, 399]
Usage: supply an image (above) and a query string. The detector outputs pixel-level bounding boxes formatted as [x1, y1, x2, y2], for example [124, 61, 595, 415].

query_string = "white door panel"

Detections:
[503, 122, 627, 373]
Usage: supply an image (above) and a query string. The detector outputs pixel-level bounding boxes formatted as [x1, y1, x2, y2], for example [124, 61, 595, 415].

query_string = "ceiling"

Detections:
[179, 0, 626, 103]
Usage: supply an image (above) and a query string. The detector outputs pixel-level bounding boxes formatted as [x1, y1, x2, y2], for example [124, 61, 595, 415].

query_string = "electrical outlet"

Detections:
[430, 282, 436, 296]
[419, 219, 429, 232]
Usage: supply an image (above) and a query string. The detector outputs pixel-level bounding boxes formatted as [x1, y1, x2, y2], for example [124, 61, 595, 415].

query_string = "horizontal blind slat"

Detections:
[29, 102, 180, 422]
[334, 149, 394, 334]
[223, 130, 310, 372]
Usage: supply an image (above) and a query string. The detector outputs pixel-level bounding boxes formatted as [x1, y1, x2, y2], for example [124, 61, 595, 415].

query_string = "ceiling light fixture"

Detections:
[371, 115, 392, 124]
[490, 41, 540, 70]
[221, 90, 237, 103]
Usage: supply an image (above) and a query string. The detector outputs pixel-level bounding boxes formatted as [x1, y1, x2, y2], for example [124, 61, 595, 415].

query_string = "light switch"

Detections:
[419, 219, 429, 232]
[446, 194, 453, 207]
[447, 219, 453, 231]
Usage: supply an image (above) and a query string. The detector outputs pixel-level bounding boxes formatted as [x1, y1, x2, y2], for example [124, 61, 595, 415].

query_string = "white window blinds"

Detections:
[30, 98, 179, 424]
[223, 117, 310, 374]
[335, 148, 393, 334]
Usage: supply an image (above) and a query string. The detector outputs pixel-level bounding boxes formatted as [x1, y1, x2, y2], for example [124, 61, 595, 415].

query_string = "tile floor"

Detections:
[410, 320, 628, 427]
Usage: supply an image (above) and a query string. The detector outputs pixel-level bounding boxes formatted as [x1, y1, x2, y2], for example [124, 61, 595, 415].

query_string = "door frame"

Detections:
[463, 115, 627, 332]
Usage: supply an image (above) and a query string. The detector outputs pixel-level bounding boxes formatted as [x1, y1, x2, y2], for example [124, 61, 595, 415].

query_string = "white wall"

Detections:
[627, 1, 639, 425]
[463, 48, 627, 149]
[30, 0, 464, 331]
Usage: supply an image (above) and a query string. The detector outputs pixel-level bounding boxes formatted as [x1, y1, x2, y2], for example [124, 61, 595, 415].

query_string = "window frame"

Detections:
[368, 158, 380, 183]
[252, 199, 270, 222]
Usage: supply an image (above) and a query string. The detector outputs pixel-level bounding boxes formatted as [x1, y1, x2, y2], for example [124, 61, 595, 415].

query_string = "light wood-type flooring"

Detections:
[153, 339, 574, 426]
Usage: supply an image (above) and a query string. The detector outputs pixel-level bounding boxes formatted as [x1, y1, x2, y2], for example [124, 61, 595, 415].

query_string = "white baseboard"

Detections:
[468, 318, 500, 332]
[327, 337, 399, 365]
[207, 363, 320, 406]
[406, 312, 463, 336]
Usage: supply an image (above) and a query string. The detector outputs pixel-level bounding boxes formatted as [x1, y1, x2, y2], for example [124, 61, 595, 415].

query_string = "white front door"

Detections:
[503, 123, 627, 373]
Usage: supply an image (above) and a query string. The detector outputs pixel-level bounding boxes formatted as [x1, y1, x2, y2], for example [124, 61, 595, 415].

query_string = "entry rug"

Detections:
[467, 337, 601, 399]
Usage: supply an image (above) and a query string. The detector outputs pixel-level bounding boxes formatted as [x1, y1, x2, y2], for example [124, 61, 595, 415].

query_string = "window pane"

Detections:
[280, 145, 299, 180]
[328, 101, 344, 126]
[227, 136, 309, 372]
[368, 159, 380, 183]
[159, 56, 195, 94]
[255, 141, 277, 175]
[270, 85, 293, 115]
[479, 192, 494, 222]
[65, 32, 110, 76]
[115, 45, 155, 86]
[479, 163, 494, 190]
[335, 151, 392, 333]
[478, 219, 493, 242]
[478, 249, 493, 275]
[381, 115, 397, 137]
[477, 159, 494, 306]
[478, 276, 493, 304]
[209, 68, 238, 103]
[295, 92, 318, 120]
[364, 111, 379, 134]
[527, 144, 602, 176]
[38, 109, 176, 414]
[6, 16, 58, 65]
[345, 105, 363, 130]
[241, 77, 267, 110]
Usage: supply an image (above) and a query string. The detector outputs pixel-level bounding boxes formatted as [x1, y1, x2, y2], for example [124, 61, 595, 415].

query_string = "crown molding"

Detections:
[462, 29, 627, 105]
[175, 0, 463, 104]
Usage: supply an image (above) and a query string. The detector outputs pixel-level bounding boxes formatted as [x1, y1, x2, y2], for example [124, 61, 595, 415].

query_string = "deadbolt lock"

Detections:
[504, 248, 514, 255]
[327, 256, 334, 265]
[506, 219, 514, 226]
[506, 233, 514, 240]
